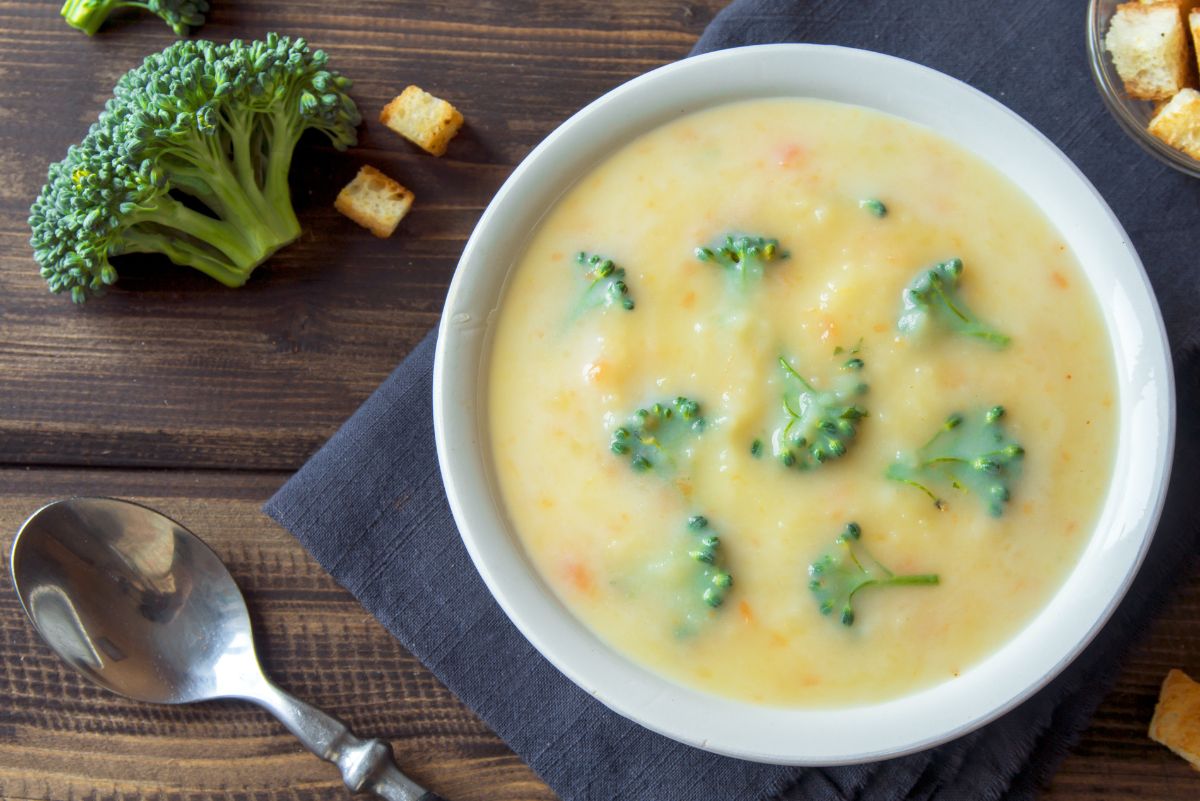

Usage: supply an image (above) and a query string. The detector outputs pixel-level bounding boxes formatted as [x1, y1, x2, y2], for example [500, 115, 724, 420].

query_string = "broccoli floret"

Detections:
[29, 35, 361, 302]
[573, 251, 634, 315]
[610, 397, 705, 474]
[887, 406, 1025, 516]
[636, 514, 734, 637]
[898, 258, 1009, 346]
[685, 515, 734, 609]
[61, 0, 208, 36]
[767, 354, 868, 470]
[859, 198, 887, 218]
[695, 234, 787, 289]
[808, 522, 939, 626]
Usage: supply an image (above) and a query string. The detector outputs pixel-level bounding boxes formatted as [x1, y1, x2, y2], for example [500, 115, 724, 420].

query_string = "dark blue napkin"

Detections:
[266, 2, 1200, 799]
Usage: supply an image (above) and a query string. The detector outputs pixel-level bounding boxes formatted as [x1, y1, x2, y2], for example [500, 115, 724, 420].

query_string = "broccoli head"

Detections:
[898, 258, 1010, 346]
[808, 522, 939, 626]
[61, 0, 208, 36]
[695, 234, 787, 289]
[635, 514, 735, 637]
[573, 251, 634, 316]
[610, 397, 705, 474]
[29, 34, 361, 302]
[767, 354, 868, 470]
[685, 515, 734, 609]
[887, 406, 1025, 516]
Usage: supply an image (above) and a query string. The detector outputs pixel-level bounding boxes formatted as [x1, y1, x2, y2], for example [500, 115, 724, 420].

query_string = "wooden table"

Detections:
[0, 1, 1196, 798]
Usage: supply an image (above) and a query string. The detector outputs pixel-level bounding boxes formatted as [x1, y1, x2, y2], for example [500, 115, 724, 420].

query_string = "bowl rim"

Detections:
[1086, 0, 1200, 178]
[433, 43, 1175, 765]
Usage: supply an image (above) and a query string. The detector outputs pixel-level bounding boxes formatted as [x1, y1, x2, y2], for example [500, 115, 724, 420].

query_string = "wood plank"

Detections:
[0, 0, 723, 471]
[0, 468, 1197, 800]
[0, 468, 556, 801]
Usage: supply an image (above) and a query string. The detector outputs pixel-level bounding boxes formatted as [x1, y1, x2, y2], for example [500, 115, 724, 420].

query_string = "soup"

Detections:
[486, 98, 1116, 706]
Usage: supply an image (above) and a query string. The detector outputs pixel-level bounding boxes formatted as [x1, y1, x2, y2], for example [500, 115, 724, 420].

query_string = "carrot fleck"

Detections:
[739, 600, 754, 624]
[564, 561, 594, 595]
[1051, 271, 1069, 289]
[776, 143, 805, 167]
[681, 290, 696, 309]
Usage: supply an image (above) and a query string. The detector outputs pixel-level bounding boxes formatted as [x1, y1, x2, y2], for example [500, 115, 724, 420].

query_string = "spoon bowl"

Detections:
[9, 497, 442, 801]
[11, 497, 256, 705]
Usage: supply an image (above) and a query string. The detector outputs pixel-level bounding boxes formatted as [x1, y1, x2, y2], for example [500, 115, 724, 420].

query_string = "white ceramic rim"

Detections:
[433, 44, 1175, 765]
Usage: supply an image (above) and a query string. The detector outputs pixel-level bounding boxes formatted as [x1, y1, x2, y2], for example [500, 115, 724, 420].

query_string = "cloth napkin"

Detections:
[266, 1, 1200, 799]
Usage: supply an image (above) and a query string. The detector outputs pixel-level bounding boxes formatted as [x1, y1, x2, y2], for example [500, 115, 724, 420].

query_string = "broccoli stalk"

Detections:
[29, 35, 361, 302]
[887, 406, 1025, 516]
[61, 0, 208, 36]
[573, 251, 634, 315]
[610, 397, 705, 474]
[808, 522, 939, 626]
[898, 258, 1010, 346]
[695, 234, 787, 289]
[768, 354, 868, 469]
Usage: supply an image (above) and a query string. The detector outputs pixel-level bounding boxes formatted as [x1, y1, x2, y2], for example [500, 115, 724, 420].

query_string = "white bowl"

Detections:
[433, 44, 1174, 765]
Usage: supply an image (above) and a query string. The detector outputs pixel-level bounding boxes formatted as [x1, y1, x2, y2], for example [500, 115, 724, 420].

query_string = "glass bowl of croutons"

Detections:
[1090, 0, 1200, 176]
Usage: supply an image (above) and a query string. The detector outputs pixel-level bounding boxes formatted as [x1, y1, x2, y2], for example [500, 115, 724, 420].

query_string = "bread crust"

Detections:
[334, 165, 415, 239]
[1107, 2, 1191, 100]
[1149, 669, 1200, 771]
[380, 86, 464, 156]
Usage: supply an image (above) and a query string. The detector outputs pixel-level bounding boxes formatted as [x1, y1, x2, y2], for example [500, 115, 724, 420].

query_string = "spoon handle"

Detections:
[249, 680, 445, 801]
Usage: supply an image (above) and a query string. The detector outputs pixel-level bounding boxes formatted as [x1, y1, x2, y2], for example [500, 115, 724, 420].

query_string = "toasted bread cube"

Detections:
[1106, 2, 1190, 100]
[379, 86, 464, 156]
[1149, 87, 1200, 156]
[1149, 669, 1200, 770]
[335, 166, 414, 238]
[1189, 9, 1200, 74]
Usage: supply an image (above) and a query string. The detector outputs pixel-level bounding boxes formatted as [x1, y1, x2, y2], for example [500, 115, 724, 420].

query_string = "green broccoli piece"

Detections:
[29, 35, 361, 303]
[859, 198, 887, 218]
[685, 515, 734, 609]
[767, 354, 868, 470]
[808, 522, 939, 626]
[630, 514, 735, 637]
[694, 234, 787, 289]
[573, 251, 634, 315]
[61, 0, 208, 36]
[887, 406, 1025, 516]
[610, 397, 705, 474]
[898, 258, 1010, 346]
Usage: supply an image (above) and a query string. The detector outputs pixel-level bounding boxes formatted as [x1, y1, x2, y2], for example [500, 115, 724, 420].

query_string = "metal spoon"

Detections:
[8, 497, 444, 801]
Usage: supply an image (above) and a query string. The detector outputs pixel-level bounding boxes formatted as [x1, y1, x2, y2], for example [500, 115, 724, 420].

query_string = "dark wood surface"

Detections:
[0, 1, 1196, 799]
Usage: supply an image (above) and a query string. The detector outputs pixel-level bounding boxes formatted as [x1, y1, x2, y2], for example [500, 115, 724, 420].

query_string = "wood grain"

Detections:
[0, 1, 1198, 799]
[0, 469, 556, 801]
[0, 0, 720, 471]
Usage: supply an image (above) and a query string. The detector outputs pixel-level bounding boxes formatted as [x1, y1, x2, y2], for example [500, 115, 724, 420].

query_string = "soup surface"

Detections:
[487, 98, 1116, 706]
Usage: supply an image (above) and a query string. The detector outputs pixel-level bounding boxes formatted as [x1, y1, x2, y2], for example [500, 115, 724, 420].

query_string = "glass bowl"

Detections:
[1088, 0, 1200, 177]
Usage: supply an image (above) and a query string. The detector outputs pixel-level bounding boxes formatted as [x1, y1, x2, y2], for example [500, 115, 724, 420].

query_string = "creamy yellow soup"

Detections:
[487, 98, 1116, 706]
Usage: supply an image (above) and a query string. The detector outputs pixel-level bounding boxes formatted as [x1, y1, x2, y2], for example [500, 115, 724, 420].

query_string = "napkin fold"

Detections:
[266, 2, 1200, 799]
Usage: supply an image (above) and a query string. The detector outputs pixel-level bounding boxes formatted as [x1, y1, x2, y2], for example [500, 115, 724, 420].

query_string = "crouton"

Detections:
[1149, 669, 1200, 770]
[379, 86, 464, 156]
[1189, 9, 1200, 74]
[334, 165, 414, 238]
[1106, 2, 1191, 100]
[1149, 87, 1200, 156]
